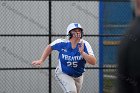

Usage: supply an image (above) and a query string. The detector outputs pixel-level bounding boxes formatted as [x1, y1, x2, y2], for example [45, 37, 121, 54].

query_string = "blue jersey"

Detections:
[50, 39, 95, 77]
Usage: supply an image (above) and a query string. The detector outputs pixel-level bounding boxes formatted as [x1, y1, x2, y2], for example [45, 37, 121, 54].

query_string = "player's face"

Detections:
[70, 28, 82, 39]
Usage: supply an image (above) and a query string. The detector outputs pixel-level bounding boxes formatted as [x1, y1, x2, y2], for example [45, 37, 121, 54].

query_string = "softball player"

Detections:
[32, 23, 96, 93]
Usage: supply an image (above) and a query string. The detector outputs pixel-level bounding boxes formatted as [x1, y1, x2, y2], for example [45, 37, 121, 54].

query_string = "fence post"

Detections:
[99, 0, 104, 93]
[49, 0, 52, 93]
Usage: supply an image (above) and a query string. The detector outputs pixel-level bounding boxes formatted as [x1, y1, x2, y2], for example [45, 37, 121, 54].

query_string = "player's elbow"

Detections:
[87, 56, 96, 65]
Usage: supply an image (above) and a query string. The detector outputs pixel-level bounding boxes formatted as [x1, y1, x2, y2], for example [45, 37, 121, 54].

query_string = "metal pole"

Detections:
[49, 0, 52, 93]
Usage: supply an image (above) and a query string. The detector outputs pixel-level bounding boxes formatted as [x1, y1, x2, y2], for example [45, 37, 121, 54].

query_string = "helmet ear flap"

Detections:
[68, 32, 73, 39]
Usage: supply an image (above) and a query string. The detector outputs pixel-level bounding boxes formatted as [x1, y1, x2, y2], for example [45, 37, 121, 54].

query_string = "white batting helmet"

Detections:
[66, 23, 83, 35]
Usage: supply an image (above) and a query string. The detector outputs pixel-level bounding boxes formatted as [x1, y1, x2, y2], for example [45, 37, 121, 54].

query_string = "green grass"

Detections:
[103, 69, 117, 93]
[104, 77, 115, 93]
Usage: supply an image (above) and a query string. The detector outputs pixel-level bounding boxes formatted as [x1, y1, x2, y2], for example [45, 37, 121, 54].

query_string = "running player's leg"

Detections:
[55, 67, 77, 93]
[74, 75, 84, 93]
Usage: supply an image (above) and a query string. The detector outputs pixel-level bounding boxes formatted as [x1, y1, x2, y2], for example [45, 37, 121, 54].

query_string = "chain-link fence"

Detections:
[0, 0, 133, 93]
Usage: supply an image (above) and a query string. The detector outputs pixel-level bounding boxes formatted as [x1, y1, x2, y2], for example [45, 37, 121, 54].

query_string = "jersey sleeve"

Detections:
[84, 40, 95, 56]
[50, 39, 63, 51]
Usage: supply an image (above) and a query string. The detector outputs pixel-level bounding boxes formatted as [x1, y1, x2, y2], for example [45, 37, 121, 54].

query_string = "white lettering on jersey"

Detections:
[62, 54, 83, 61]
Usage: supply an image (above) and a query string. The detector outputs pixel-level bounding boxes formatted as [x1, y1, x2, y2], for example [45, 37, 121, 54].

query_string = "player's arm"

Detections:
[81, 52, 96, 65]
[40, 45, 52, 62]
[78, 40, 96, 65]
[32, 39, 62, 65]
[32, 45, 52, 65]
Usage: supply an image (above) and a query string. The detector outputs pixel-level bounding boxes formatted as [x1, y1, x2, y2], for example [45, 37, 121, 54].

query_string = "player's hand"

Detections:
[78, 40, 84, 54]
[32, 60, 43, 67]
